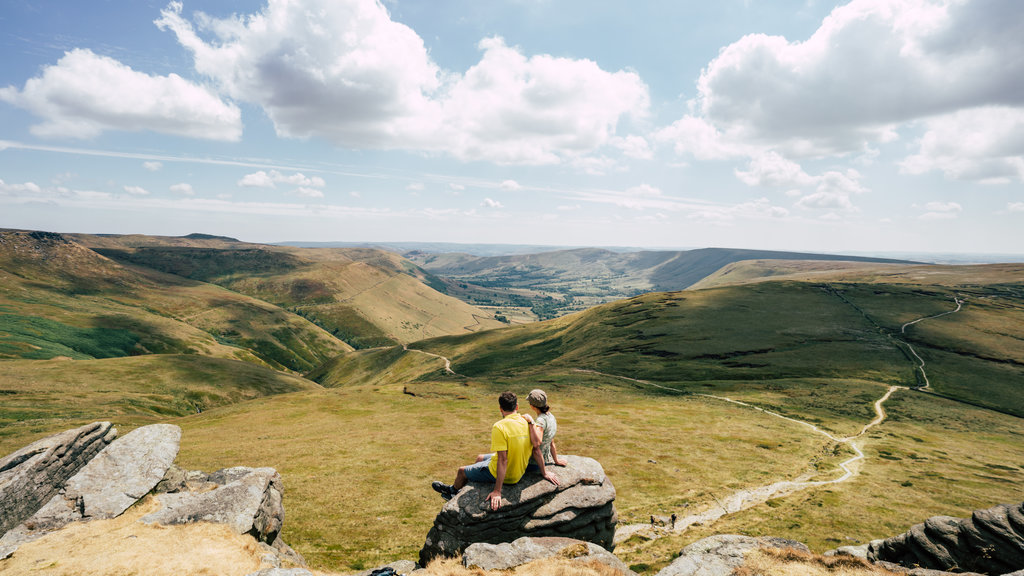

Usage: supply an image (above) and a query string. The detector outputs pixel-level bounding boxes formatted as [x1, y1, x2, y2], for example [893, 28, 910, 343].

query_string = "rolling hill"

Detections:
[0, 229, 351, 372]
[405, 246, 917, 318]
[76, 234, 505, 348]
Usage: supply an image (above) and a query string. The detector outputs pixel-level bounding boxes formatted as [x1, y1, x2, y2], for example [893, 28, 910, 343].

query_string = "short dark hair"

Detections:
[498, 391, 517, 411]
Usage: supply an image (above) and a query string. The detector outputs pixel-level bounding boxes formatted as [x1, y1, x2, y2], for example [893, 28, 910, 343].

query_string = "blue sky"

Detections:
[1, 0, 1022, 254]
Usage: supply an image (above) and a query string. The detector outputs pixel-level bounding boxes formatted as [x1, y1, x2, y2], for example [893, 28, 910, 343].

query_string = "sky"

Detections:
[1, 0, 1022, 254]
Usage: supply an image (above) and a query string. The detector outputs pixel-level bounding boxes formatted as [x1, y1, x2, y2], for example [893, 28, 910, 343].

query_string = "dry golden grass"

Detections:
[735, 547, 902, 576]
[0, 497, 268, 576]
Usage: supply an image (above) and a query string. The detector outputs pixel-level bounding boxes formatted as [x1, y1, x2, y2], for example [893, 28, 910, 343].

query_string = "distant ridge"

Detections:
[182, 233, 240, 242]
[407, 245, 920, 296]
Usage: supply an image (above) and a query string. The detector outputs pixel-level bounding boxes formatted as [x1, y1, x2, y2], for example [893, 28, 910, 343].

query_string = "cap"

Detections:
[527, 389, 547, 408]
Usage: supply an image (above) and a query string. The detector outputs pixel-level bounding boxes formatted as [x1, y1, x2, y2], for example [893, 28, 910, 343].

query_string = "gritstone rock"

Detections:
[463, 536, 634, 574]
[868, 501, 1024, 575]
[0, 422, 116, 537]
[655, 534, 810, 576]
[1, 424, 180, 558]
[419, 455, 617, 566]
[142, 466, 285, 545]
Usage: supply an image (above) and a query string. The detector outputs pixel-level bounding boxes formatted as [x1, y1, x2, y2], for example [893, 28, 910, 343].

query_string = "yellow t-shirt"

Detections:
[488, 413, 532, 484]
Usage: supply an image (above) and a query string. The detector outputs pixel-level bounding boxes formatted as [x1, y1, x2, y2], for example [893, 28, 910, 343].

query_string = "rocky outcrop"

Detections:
[655, 535, 810, 576]
[462, 536, 634, 574]
[142, 466, 286, 545]
[419, 455, 617, 566]
[0, 422, 116, 536]
[868, 501, 1024, 575]
[1, 423, 179, 558]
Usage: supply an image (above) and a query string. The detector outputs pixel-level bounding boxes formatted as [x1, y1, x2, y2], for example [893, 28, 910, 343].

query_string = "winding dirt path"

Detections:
[899, 297, 963, 391]
[402, 344, 460, 376]
[571, 369, 902, 542]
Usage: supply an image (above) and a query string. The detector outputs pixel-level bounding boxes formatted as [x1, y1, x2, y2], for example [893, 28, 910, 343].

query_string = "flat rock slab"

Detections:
[420, 455, 617, 565]
[463, 536, 634, 574]
[66, 423, 181, 519]
[0, 422, 116, 536]
[655, 535, 810, 576]
[142, 466, 284, 544]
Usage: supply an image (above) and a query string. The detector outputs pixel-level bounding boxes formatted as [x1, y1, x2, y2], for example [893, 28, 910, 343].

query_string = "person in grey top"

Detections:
[522, 389, 568, 466]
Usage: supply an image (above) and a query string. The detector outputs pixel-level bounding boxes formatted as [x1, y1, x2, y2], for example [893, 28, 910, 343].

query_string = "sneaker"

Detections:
[431, 481, 455, 501]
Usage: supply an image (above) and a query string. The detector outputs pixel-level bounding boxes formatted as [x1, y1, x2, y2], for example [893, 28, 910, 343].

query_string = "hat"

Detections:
[527, 389, 547, 408]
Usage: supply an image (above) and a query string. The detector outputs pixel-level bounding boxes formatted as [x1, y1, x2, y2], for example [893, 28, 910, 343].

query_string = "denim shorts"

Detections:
[463, 454, 539, 483]
[463, 454, 496, 483]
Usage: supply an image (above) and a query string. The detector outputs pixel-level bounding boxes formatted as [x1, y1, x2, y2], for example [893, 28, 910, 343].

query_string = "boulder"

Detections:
[142, 466, 285, 545]
[655, 534, 810, 576]
[823, 544, 869, 559]
[419, 455, 617, 566]
[0, 421, 116, 536]
[1, 424, 180, 557]
[463, 536, 634, 574]
[868, 501, 1024, 575]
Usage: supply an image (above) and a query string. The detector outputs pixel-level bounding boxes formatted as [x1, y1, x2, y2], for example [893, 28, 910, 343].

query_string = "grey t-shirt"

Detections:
[536, 411, 557, 464]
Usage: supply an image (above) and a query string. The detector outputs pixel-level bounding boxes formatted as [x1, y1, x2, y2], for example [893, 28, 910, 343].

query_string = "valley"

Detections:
[0, 229, 1021, 574]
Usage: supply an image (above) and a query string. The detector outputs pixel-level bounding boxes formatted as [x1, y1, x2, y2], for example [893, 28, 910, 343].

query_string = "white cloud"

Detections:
[500, 179, 521, 191]
[294, 187, 325, 198]
[482, 198, 504, 208]
[794, 169, 866, 212]
[901, 106, 1024, 183]
[735, 151, 816, 188]
[448, 183, 465, 192]
[1009, 202, 1024, 213]
[660, 0, 1024, 164]
[918, 201, 962, 220]
[406, 182, 425, 191]
[143, 161, 163, 171]
[0, 179, 42, 195]
[0, 48, 240, 140]
[238, 170, 326, 188]
[158, 2, 648, 166]
[170, 182, 194, 195]
[626, 184, 663, 198]
[123, 185, 149, 196]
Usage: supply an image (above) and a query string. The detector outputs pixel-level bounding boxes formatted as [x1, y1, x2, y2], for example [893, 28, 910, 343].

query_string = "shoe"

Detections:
[431, 481, 455, 501]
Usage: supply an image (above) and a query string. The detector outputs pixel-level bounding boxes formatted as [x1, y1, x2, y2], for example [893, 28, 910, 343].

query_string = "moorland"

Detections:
[0, 227, 1021, 574]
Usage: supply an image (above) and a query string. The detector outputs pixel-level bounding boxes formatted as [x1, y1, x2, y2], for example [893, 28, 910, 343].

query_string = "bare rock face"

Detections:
[142, 466, 285, 545]
[868, 501, 1024, 575]
[655, 535, 810, 576]
[419, 455, 617, 566]
[0, 422, 116, 537]
[462, 536, 634, 574]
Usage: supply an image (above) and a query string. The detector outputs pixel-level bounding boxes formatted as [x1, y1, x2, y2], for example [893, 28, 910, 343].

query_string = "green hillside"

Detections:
[78, 234, 505, 348]
[0, 229, 351, 371]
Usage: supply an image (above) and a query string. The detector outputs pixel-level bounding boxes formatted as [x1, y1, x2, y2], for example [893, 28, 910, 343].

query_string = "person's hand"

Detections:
[555, 456, 568, 467]
[486, 489, 503, 510]
[542, 470, 560, 486]
[522, 413, 534, 424]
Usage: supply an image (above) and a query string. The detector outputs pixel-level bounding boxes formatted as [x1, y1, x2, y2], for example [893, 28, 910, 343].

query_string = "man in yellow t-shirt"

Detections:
[432, 391, 559, 510]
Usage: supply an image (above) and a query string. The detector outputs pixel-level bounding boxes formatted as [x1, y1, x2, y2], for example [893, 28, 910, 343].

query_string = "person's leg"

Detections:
[474, 453, 489, 463]
[457, 454, 495, 490]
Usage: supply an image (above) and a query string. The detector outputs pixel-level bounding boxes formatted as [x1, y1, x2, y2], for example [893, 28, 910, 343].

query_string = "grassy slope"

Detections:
[416, 282, 914, 387]
[691, 261, 1024, 416]
[0, 354, 320, 454]
[0, 230, 351, 372]
[79, 235, 504, 347]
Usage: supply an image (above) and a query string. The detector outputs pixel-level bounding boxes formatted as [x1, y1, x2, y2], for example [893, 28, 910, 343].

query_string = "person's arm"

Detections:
[550, 440, 568, 467]
[533, 444, 560, 486]
[526, 416, 543, 447]
[487, 451, 508, 510]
